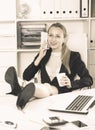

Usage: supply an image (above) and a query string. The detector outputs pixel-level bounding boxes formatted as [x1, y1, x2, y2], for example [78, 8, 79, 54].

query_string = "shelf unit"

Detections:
[88, 0, 95, 87]
[0, 0, 95, 92]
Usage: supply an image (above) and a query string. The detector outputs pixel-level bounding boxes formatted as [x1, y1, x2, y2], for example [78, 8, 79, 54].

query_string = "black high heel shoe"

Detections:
[16, 82, 35, 109]
[5, 66, 21, 96]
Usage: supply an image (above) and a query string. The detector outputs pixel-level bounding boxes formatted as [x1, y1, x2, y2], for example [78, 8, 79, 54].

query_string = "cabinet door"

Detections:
[0, 52, 17, 82]
[0, 52, 17, 95]
[17, 51, 38, 78]
[0, 23, 16, 49]
[0, 0, 16, 21]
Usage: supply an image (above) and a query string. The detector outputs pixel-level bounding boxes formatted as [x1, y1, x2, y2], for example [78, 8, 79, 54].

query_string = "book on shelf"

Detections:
[91, 0, 95, 17]
[80, 0, 89, 18]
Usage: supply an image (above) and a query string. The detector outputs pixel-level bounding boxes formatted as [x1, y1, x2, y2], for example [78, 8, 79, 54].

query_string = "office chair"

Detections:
[67, 33, 87, 66]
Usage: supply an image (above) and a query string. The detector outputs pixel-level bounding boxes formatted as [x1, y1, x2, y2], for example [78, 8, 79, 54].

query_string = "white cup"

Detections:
[56, 73, 65, 87]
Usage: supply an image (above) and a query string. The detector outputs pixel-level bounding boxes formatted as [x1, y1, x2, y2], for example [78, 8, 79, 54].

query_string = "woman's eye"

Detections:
[56, 35, 60, 38]
[48, 34, 60, 38]
[48, 34, 53, 37]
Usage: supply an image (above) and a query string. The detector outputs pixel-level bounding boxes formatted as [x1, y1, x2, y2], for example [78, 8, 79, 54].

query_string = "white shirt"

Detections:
[46, 52, 61, 80]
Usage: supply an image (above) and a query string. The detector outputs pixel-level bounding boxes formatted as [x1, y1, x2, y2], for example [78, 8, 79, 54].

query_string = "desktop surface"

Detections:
[0, 88, 95, 130]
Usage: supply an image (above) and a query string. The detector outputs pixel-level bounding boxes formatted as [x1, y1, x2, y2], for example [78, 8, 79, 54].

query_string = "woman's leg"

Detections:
[16, 82, 35, 109]
[34, 83, 58, 98]
[16, 83, 58, 109]
[5, 67, 58, 109]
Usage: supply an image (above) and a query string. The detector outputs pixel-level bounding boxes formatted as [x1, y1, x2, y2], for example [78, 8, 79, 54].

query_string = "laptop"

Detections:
[48, 94, 95, 114]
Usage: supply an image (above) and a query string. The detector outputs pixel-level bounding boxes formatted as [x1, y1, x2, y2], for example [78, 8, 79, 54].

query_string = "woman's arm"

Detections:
[23, 53, 41, 81]
[34, 46, 47, 66]
[70, 52, 93, 90]
[23, 48, 52, 81]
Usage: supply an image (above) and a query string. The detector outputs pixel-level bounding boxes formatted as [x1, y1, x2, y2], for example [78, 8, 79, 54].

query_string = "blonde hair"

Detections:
[48, 23, 71, 73]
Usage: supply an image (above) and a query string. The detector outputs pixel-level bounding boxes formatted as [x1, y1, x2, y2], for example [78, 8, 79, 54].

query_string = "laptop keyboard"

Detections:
[65, 95, 93, 111]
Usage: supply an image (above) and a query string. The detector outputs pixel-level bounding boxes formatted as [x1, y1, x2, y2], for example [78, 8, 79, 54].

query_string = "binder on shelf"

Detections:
[61, 0, 80, 18]
[61, 0, 72, 18]
[40, 0, 54, 19]
[91, 0, 95, 17]
[80, 0, 89, 18]
[72, 0, 80, 18]
[54, 0, 61, 18]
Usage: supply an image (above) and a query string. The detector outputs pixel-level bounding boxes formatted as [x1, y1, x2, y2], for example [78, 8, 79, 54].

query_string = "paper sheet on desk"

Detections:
[22, 96, 58, 125]
[0, 95, 46, 129]
[20, 89, 95, 128]
[84, 105, 95, 126]
[0, 94, 35, 130]
[0, 106, 35, 130]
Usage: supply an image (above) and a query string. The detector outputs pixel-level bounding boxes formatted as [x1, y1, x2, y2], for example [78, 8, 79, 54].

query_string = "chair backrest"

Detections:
[67, 33, 87, 66]
[67, 33, 91, 89]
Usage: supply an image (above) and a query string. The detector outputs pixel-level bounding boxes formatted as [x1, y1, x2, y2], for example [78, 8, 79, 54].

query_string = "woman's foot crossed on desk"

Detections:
[5, 66, 35, 109]
[5, 66, 21, 96]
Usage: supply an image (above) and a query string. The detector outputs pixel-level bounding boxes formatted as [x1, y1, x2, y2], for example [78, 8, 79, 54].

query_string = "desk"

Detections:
[0, 89, 95, 130]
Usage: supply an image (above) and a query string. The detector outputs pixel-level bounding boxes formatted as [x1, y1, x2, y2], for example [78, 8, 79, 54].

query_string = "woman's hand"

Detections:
[39, 45, 47, 59]
[58, 75, 71, 88]
[34, 44, 47, 66]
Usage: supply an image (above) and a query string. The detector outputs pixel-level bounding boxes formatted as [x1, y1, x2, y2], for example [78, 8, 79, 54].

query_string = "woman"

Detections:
[5, 23, 93, 109]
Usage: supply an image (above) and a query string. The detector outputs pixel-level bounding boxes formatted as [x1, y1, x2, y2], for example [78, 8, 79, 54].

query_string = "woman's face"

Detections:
[48, 27, 65, 51]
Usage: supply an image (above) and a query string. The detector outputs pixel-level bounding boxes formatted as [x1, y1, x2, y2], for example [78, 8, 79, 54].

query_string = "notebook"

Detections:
[48, 94, 95, 114]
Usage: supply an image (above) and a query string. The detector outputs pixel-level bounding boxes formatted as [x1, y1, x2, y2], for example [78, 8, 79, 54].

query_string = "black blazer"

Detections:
[23, 48, 93, 93]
